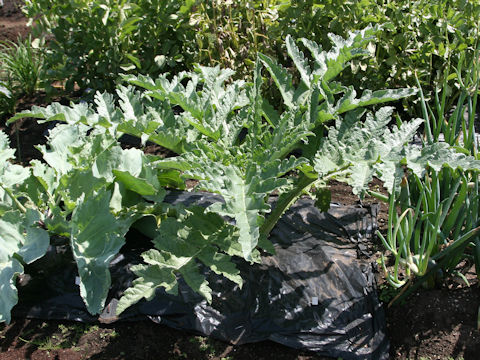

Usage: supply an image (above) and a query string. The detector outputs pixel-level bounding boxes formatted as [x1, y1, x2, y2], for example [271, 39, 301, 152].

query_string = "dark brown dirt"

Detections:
[1, 1, 479, 359]
[0, 0, 28, 43]
[0, 319, 335, 360]
[388, 284, 480, 360]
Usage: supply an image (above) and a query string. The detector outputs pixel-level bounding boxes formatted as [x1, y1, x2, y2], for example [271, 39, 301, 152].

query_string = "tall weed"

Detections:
[0, 36, 43, 96]
[0, 36, 44, 118]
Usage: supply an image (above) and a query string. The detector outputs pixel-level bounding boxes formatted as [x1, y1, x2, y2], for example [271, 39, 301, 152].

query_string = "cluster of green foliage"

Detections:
[0, 36, 44, 116]
[22, 0, 479, 112]
[376, 50, 480, 302]
[2, 28, 480, 324]
[273, 1, 480, 89]
[190, 0, 280, 77]
[23, 0, 197, 92]
[1, 0, 479, 326]
[21, 0, 288, 93]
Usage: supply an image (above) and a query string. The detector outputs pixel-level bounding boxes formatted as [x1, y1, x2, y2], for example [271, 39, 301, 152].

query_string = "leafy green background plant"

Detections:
[273, 1, 479, 112]
[23, 0, 196, 93]
[190, 0, 280, 78]
[20, 0, 479, 123]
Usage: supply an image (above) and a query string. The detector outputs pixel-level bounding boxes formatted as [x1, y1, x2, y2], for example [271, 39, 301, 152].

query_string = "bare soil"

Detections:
[1, 1, 479, 359]
[0, 0, 29, 43]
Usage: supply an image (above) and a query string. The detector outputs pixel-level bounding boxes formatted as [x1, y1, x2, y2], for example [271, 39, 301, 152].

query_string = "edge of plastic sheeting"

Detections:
[13, 191, 389, 360]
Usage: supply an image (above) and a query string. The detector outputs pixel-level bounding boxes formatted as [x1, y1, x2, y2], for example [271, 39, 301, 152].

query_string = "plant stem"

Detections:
[261, 164, 353, 237]
[260, 173, 316, 237]
[15, 127, 22, 163]
[367, 189, 389, 203]
[1, 184, 27, 214]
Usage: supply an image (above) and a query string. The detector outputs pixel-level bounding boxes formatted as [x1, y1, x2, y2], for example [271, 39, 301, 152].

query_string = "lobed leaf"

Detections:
[310, 26, 379, 82]
[178, 148, 305, 260]
[0, 131, 15, 163]
[314, 107, 424, 195]
[115, 254, 177, 316]
[258, 53, 296, 109]
[286, 35, 312, 87]
[117, 207, 244, 314]
[8, 102, 97, 126]
[335, 87, 418, 115]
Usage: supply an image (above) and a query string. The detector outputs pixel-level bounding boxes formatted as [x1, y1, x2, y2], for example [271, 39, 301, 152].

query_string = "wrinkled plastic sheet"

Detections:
[15, 191, 388, 360]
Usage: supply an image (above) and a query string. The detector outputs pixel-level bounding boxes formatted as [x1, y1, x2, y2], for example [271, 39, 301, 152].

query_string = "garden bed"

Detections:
[1, 114, 479, 360]
[1, 1, 480, 359]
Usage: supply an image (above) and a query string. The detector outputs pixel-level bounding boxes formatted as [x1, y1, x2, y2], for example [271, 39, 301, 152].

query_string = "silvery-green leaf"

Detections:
[0, 164, 30, 188]
[0, 210, 49, 324]
[17, 209, 49, 264]
[0, 131, 15, 164]
[181, 149, 304, 260]
[70, 190, 132, 315]
[8, 102, 97, 126]
[258, 53, 295, 108]
[0, 259, 23, 324]
[0, 211, 23, 263]
[286, 35, 312, 87]
[314, 107, 424, 195]
[115, 259, 177, 316]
